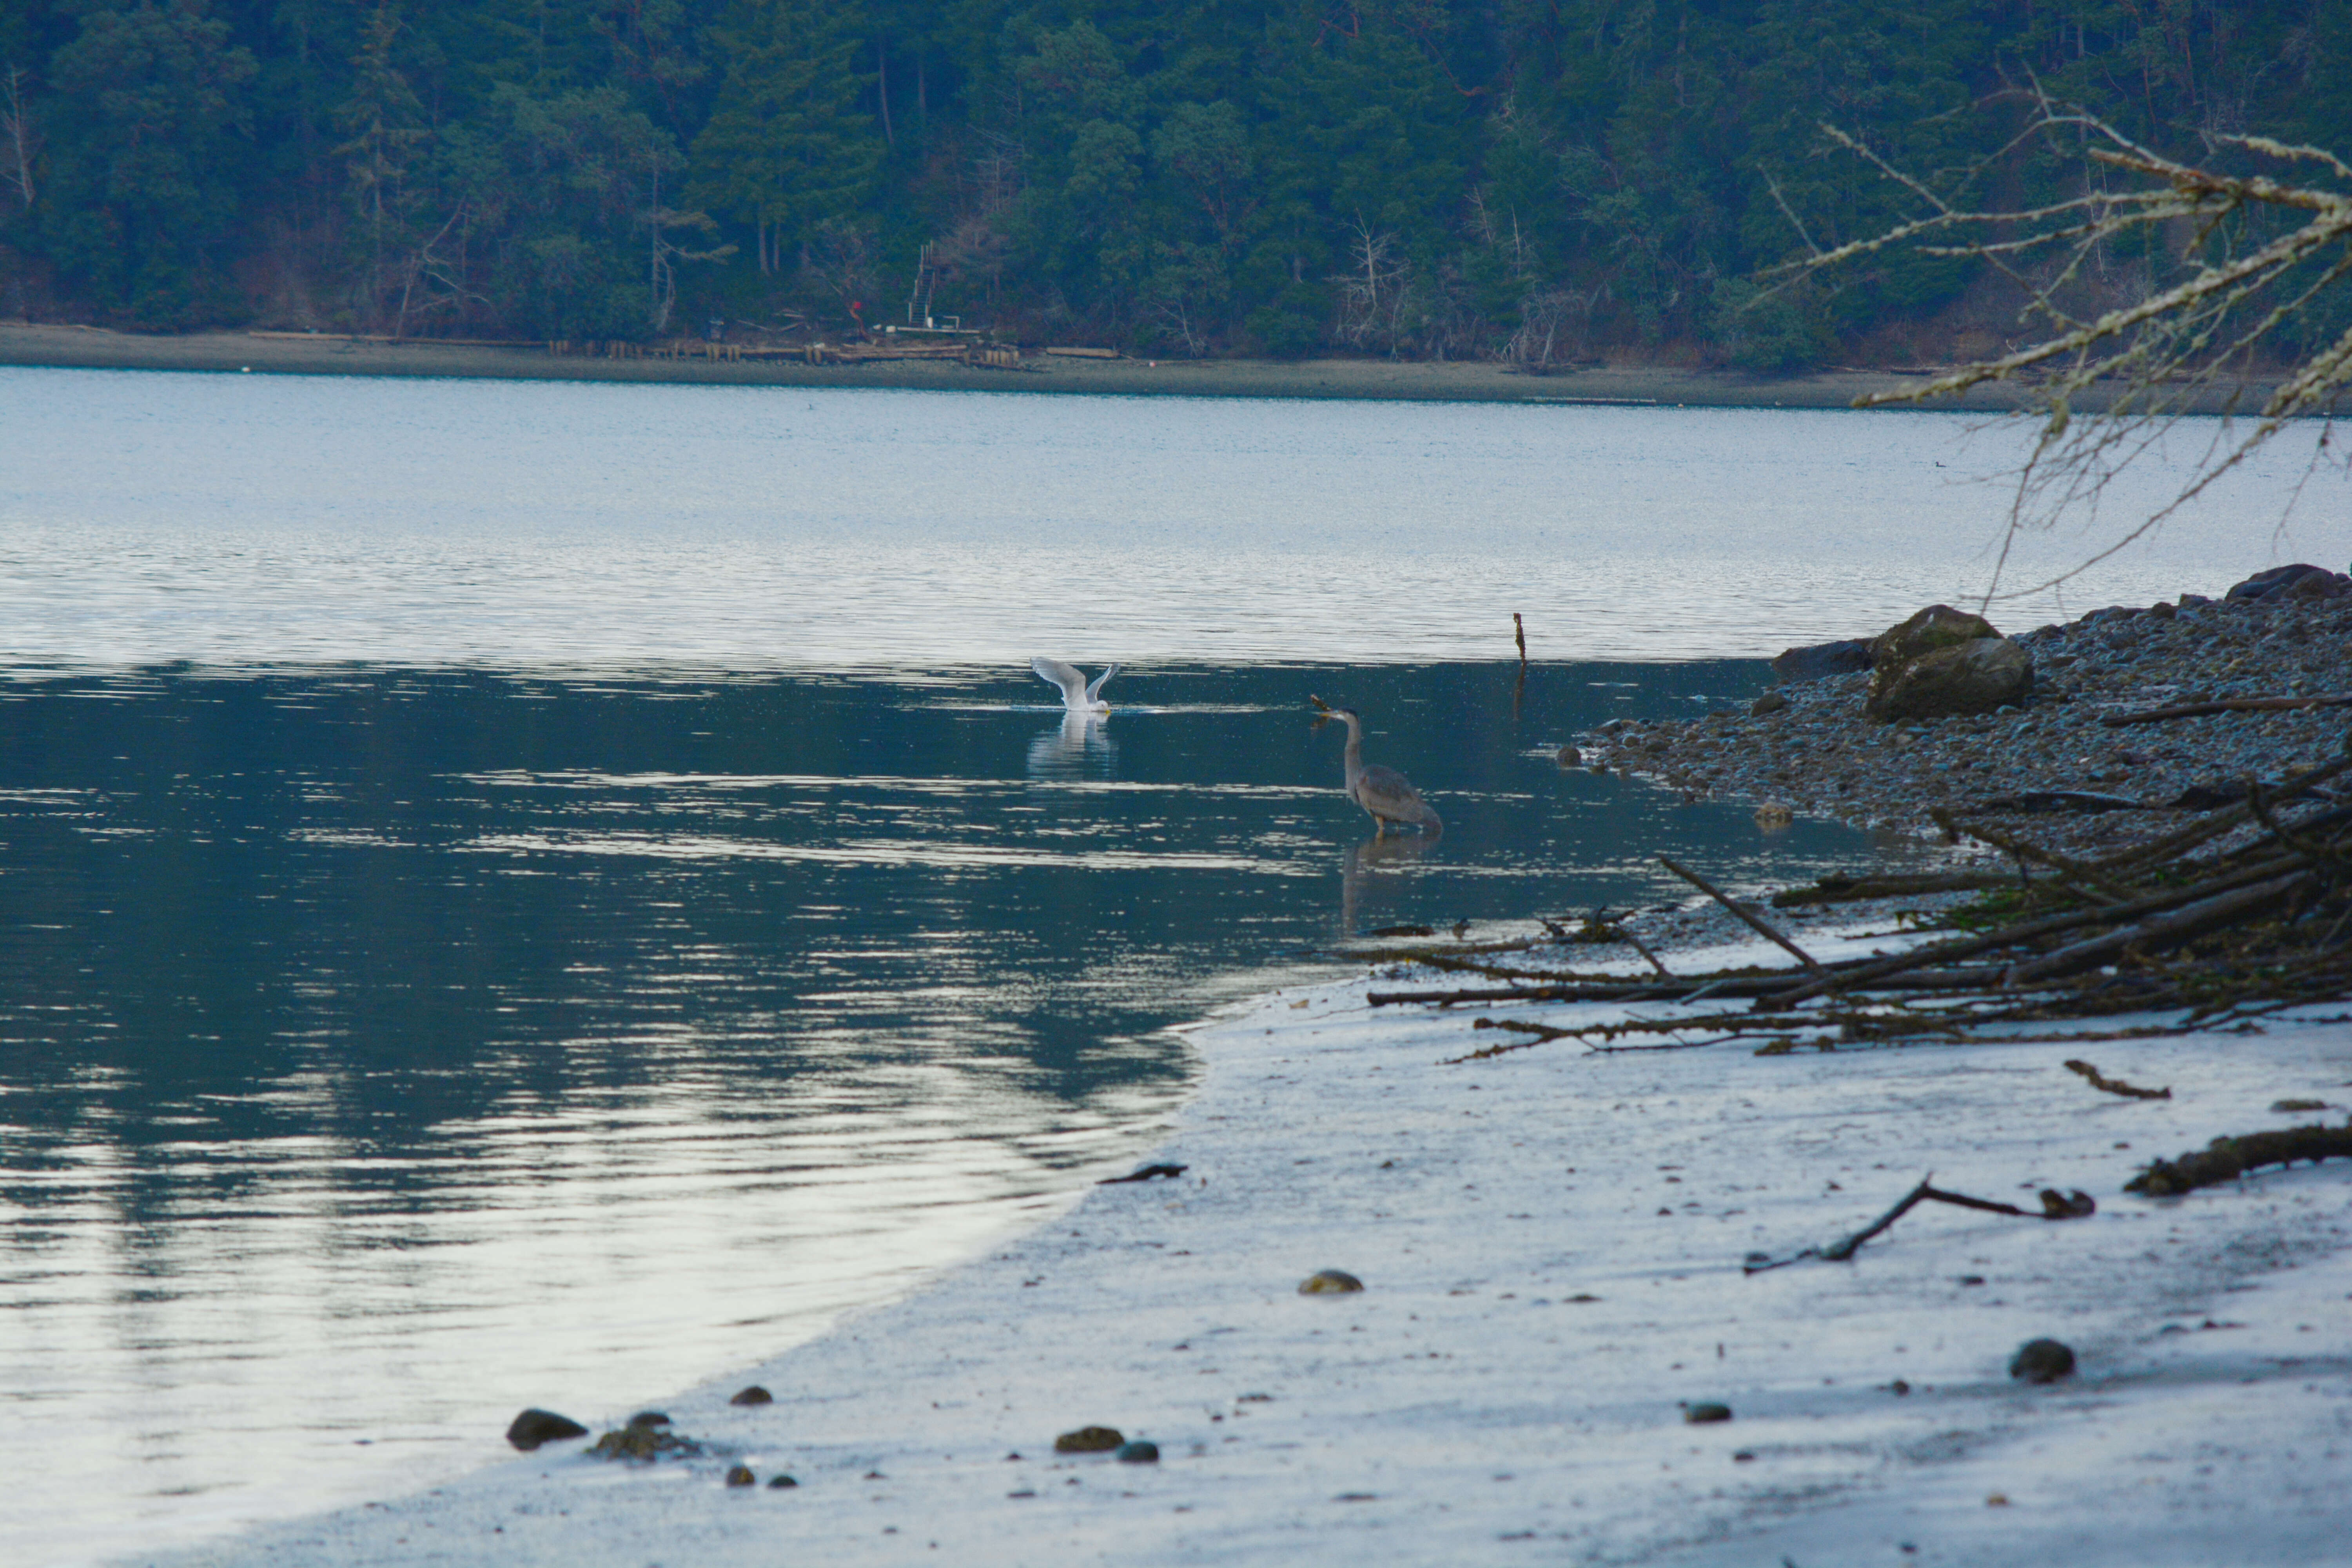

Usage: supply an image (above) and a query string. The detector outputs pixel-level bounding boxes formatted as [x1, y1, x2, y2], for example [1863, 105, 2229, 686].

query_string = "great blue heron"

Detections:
[1311, 695, 1442, 837]
[1031, 657, 1118, 714]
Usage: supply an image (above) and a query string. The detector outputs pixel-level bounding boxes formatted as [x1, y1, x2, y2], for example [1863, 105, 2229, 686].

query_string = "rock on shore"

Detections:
[1586, 572, 2352, 856]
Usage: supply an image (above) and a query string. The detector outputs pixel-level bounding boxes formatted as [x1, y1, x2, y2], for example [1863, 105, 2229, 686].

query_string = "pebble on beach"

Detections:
[2009, 1338, 2077, 1384]
[724, 1465, 755, 1487]
[1115, 1440, 1161, 1463]
[728, 1385, 773, 1406]
[1299, 1268, 1365, 1294]
[504, 1408, 588, 1451]
[766, 1473, 799, 1489]
[1683, 1402, 1734, 1424]
[1054, 1426, 1125, 1453]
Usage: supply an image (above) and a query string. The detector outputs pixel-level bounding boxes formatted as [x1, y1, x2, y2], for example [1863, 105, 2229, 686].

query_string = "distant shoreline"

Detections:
[0, 320, 2245, 413]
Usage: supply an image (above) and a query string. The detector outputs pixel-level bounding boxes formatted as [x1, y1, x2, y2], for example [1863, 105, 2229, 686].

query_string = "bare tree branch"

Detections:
[1769, 103, 2352, 603]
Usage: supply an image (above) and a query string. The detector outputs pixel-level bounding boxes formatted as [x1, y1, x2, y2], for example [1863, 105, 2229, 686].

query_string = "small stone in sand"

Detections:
[766, 1474, 799, 1489]
[1299, 1269, 1364, 1294]
[1683, 1402, 1733, 1424]
[2009, 1338, 2076, 1383]
[1116, 1440, 1160, 1463]
[729, 1385, 773, 1406]
[1054, 1426, 1125, 1453]
[1750, 690, 1788, 717]
[626, 1410, 671, 1430]
[504, 1408, 588, 1451]
[724, 1465, 755, 1487]
[589, 1424, 699, 1461]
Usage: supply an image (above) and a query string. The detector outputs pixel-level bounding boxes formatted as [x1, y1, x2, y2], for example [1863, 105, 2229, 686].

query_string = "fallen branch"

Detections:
[2101, 693, 2352, 726]
[2064, 1058, 2173, 1099]
[1657, 854, 1826, 973]
[1745, 1175, 2096, 1272]
[2124, 1123, 2352, 1196]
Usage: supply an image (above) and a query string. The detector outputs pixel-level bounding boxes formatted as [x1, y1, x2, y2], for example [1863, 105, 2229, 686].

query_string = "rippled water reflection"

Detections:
[3, 366, 2338, 672]
[5, 662, 1922, 1563]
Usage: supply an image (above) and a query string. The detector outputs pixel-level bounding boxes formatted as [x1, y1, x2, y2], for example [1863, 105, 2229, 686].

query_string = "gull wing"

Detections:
[1031, 657, 1087, 705]
[1084, 663, 1120, 703]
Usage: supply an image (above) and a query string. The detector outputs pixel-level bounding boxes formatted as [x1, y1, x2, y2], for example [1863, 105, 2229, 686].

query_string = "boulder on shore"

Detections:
[1868, 604, 2000, 669]
[1769, 639, 1873, 682]
[1864, 636, 2033, 722]
[2224, 563, 2350, 601]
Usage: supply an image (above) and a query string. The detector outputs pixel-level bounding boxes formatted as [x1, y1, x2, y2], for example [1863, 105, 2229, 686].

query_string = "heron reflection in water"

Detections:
[1026, 710, 1118, 780]
[1310, 695, 1443, 838]
[1339, 831, 1440, 940]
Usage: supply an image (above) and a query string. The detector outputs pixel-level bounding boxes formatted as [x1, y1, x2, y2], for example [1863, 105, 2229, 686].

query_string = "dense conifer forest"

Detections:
[0, 1, 2345, 367]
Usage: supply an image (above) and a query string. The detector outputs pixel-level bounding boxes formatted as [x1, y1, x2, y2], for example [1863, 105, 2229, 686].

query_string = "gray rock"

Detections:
[725, 1465, 756, 1487]
[729, 1385, 773, 1406]
[1770, 639, 1873, 682]
[1683, 1402, 1733, 1423]
[2009, 1338, 2075, 1383]
[1749, 690, 1789, 717]
[505, 1408, 589, 1451]
[766, 1473, 799, 1489]
[2227, 563, 2343, 601]
[1866, 637, 2033, 723]
[1115, 1440, 1161, 1463]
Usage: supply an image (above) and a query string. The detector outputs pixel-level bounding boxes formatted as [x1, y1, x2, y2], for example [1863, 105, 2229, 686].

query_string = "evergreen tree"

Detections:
[685, 0, 878, 275]
[40, 0, 258, 323]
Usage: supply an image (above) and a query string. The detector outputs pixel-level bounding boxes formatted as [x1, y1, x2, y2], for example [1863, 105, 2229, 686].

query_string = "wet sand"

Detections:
[0, 320, 2121, 411]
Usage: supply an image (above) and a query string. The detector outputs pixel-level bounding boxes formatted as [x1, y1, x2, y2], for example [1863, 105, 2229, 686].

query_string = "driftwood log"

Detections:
[2124, 1125, 2352, 1196]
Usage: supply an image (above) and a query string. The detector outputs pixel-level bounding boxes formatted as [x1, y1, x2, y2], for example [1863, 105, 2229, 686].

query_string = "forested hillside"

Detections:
[0, 1, 2345, 368]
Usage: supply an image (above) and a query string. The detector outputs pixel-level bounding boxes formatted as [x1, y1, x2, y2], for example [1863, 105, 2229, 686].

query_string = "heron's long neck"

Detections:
[1341, 718, 1365, 785]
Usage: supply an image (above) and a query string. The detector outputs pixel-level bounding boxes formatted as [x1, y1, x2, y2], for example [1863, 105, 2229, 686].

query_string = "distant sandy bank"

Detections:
[0, 321, 2077, 411]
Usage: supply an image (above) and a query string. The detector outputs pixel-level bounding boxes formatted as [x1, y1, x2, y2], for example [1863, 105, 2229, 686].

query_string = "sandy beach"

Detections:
[149, 893, 2352, 1567]
[0, 319, 2236, 412]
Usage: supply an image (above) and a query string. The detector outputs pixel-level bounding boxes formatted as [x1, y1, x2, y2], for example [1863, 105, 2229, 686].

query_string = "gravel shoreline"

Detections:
[1579, 575, 2352, 860]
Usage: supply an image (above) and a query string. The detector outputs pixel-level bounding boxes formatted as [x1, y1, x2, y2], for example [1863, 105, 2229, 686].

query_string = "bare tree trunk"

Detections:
[877, 42, 893, 149]
[1, 65, 38, 212]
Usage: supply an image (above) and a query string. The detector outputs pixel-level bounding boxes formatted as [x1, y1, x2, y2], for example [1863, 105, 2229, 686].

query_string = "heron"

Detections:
[1311, 695, 1442, 837]
[1031, 657, 1118, 714]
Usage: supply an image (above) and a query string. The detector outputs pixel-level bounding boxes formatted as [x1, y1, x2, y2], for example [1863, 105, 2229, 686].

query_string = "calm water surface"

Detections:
[0, 369, 2339, 1564]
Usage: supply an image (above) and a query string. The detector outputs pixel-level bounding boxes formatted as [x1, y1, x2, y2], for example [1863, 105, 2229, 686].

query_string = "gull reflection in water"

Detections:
[1341, 831, 1439, 938]
[1026, 711, 1118, 781]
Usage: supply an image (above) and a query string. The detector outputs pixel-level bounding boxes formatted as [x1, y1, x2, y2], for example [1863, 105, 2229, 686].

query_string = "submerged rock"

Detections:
[1054, 1426, 1125, 1454]
[2009, 1338, 2076, 1383]
[505, 1408, 589, 1451]
[1298, 1269, 1365, 1294]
